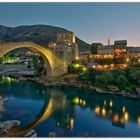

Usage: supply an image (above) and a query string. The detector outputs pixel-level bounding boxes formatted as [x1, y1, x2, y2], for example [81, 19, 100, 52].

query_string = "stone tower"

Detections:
[48, 32, 79, 74]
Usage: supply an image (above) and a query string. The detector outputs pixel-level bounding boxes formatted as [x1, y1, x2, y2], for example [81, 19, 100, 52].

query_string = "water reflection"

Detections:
[4, 87, 140, 133]
[1, 76, 140, 137]
[0, 76, 19, 84]
[71, 94, 140, 130]
[93, 100, 130, 128]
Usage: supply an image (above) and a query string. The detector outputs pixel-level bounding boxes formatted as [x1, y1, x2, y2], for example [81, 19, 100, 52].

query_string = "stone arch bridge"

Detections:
[0, 42, 77, 78]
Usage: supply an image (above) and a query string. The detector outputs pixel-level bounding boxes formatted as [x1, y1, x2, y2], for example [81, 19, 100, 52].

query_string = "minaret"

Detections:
[108, 38, 110, 45]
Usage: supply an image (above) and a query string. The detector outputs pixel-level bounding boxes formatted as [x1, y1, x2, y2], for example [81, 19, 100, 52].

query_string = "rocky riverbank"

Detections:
[0, 96, 7, 113]
[0, 96, 37, 137]
[0, 64, 37, 78]
[27, 74, 140, 100]
[2, 73, 140, 100]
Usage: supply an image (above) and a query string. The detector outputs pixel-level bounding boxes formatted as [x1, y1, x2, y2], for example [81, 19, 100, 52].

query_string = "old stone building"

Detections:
[48, 32, 79, 71]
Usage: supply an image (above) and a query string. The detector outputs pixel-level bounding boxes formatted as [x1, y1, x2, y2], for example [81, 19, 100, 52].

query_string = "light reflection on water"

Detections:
[0, 76, 140, 137]
[0, 76, 19, 84]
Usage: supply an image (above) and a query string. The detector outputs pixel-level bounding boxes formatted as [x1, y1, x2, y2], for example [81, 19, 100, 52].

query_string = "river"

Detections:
[0, 76, 140, 137]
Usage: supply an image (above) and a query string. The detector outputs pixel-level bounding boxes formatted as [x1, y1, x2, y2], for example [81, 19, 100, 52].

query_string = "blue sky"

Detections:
[0, 3, 140, 46]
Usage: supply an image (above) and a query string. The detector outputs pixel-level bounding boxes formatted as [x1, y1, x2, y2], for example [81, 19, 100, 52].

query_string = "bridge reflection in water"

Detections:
[7, 89, 75, 137]
[1, 77, 140, 137]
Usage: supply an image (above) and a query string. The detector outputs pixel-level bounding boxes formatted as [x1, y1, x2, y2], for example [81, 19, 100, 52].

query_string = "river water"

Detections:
[0, 76, 140, 137]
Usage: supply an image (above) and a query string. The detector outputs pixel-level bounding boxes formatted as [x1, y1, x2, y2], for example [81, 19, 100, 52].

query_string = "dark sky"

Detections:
[0, 3, 140, 46]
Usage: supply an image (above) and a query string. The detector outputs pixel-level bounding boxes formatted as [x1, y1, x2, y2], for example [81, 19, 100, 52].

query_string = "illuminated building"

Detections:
[126, 47, 140, 64]
[114, 40, 127, 49]
[97, 45, 114, 56]
[57, 32, 75, 45]
[114, 40, 127, 56]
[79, 51, 91, 60]
[79, 39, 140, 71]
[48, 32, 79, 63]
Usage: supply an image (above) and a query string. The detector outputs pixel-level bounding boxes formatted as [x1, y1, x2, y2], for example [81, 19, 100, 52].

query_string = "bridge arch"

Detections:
[0, 42, 61, 78]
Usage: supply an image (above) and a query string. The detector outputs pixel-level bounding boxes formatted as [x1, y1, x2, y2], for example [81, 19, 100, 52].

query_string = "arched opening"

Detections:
[0, 43, 53, 78]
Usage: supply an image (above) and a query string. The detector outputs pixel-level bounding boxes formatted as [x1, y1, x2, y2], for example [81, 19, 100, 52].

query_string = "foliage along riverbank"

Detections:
[67, 64, 140, 99]
[33, 77, 140, 100]
[2, 63, 140, 100]
[31, 64, 140, 100]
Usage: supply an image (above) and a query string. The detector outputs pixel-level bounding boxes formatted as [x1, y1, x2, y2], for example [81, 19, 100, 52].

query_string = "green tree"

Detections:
[31, 55, 44, 77]
[95, 75, 104, 87]
[90, 43, 103, 54]
[101, 72, 113, 88]
[112, 69, 126, 78]
[130, 70, 140, 85]
[116, 75, 128, 89]
[95, 72, 113, 88]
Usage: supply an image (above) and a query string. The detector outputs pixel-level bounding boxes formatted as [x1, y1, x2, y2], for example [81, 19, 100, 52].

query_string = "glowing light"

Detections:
[120, 118, 126, 124]
[95, 106, 100, 114]
[102, 108, 106, 116]
[124, 112, 129, 121]
[79, 99, 83, 104]
[122, 106, 125, 113]
[74, 64, 80, 68]
[75, 56, 79, 60]
[73, 97, 79, 104]
[113, 114, 119, 123]
[98, 65, 101, 68]
[70, 118, 74, 130]
[124, 64, 127, 67]
[82, 67, 87, 72]
[111, 64, 114, 67]
[138, 117, 140, 123]
[104, 100, 107, 106]
[82, 100, 86, 106]
[104, 65, 108, 68]
[126, 58, 130, 62]
[93, 65, 96, 69]
[110, 101, 113, 107]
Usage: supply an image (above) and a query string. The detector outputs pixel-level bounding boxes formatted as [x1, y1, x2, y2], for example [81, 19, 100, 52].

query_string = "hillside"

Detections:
[0, 25, 90, 52]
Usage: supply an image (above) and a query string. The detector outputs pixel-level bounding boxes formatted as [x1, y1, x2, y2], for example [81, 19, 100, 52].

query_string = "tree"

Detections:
[95, 75, 103, 87]
[116, 75, 128, 89]
[31, 55, 44, 77]
[95, 72, 113, 88]
[101, 72, 113, 88]
[112, 69, 126, 78]
[130, 70, 140, 85]
[90, 43, 103, 54]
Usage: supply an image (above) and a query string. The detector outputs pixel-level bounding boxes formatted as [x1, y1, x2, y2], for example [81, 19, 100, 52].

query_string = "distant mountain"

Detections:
[0, 25, 90, 52]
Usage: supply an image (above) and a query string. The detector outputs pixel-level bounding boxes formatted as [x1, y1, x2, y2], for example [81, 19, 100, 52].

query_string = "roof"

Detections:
[127, 47, 140, 51]
[98, 45, 114, 50]
[79, 51, 90, 54]
[114, 40, 127, 45]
